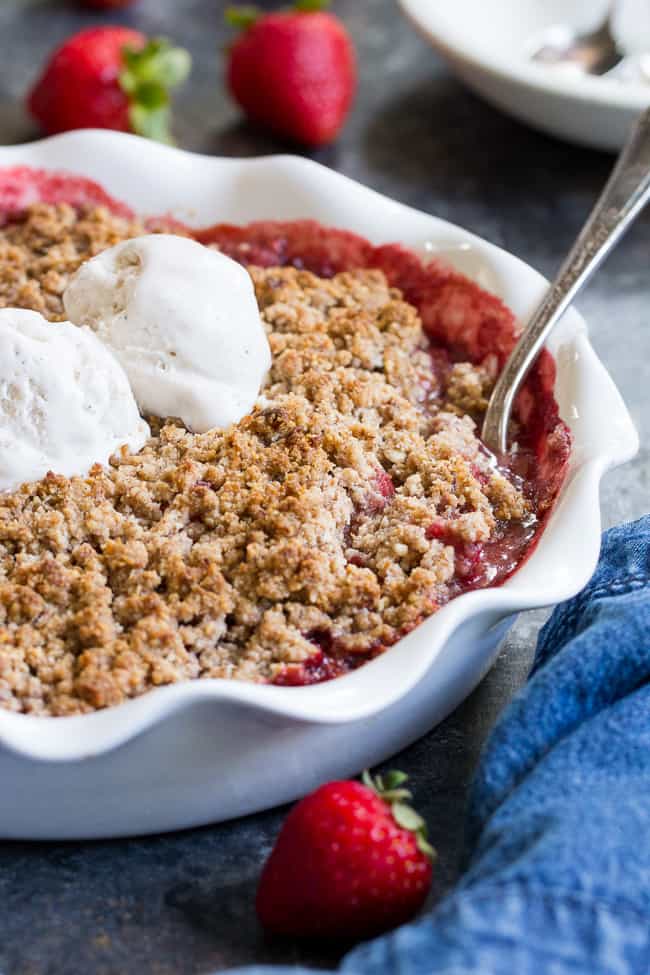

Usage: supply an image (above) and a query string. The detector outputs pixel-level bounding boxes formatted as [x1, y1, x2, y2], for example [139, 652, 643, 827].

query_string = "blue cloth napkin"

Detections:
[226, 516, 650, 975]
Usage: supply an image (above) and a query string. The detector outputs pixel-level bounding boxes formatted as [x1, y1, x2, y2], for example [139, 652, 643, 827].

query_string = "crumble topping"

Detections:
[0, 203, 144, 320]
[0, 204, 529, 715]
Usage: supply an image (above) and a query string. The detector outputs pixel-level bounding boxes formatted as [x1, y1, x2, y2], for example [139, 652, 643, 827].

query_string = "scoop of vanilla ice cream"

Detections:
[0, 309, 150, 492]
[63, 234, 271, 433]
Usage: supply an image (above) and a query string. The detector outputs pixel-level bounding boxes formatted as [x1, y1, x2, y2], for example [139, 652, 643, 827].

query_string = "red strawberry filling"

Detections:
[363, 468, 396, 515]
[0, 167, 135, 225]
[274, 635, 383, 687]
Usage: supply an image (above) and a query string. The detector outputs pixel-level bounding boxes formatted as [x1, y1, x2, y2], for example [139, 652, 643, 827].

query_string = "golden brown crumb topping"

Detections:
[0, 203, 145, 320]
[0, 205, 528, 715]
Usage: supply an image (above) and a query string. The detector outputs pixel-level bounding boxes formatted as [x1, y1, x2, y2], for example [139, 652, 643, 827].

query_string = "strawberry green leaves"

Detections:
[225, 5, 261, 29]
[362, 769, 437, 861]
[225, 6, 260, 30]
[119, 39, 191, 144]
[294, 0, 331, 11]
[226, 0, 330, 32]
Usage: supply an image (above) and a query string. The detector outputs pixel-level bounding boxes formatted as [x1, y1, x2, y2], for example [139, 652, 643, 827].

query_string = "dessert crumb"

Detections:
[0, 204, 530, 715]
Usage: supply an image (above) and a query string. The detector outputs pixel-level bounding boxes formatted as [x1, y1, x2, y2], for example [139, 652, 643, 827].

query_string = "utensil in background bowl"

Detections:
[398, 0, 650, 151]
[531, 1, 623, 77]
[0, 131, 638, 840]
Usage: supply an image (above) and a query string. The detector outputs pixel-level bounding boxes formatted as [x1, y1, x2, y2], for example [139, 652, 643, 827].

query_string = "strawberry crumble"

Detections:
[0, 170, 570, 716]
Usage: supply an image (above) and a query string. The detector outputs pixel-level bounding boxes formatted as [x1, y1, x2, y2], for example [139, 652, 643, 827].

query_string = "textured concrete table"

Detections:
[0, 1, 648, 973]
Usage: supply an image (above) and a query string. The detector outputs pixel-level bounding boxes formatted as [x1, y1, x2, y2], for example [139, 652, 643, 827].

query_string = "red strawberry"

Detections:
[256, 770, 435, 940]
[225, 1, 356, 147]
[28, 28, 191, 143]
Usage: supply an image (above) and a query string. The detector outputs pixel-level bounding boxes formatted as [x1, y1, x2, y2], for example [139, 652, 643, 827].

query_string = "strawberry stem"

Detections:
[225, 0, 328, 32]
[225, 5, 260, 29]
[119, 38, 191, 144]
[361, 769, 437, 862]
[294, 0, 330, 10]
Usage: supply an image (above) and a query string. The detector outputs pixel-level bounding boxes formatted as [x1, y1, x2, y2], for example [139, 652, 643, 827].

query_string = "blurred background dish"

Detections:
[398, 0, 650, 150]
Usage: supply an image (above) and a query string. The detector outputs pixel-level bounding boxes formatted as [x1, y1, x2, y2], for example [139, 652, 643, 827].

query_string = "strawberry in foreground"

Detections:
[28, 27, 191, 143]
[226, 1, 356, 147]
[256, 770, 435, 940]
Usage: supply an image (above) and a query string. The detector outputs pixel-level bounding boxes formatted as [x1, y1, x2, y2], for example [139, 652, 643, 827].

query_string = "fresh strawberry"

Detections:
[225, 1, 356, 147]
[28, 28, 191, 143]
[256, 770, 435, 940]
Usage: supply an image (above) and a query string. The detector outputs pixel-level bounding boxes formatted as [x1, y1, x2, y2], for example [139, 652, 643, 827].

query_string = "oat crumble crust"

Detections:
[0, 204, 529, 715]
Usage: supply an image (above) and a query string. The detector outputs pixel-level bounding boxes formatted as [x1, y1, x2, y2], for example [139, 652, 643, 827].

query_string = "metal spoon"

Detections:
[482, 106, 650, 455]
[530, 2, 623, 76]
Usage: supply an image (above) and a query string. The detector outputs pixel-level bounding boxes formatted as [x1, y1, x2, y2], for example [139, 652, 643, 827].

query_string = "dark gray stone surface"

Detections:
[0, 1, 648, 973]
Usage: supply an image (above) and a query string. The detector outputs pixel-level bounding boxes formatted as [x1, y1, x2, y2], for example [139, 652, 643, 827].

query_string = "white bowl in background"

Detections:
[0, 130, 638, 839]
[398, 0, 650, 151]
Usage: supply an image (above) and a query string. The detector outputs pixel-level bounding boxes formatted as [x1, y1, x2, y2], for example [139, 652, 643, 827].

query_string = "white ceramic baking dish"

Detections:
[0, 131, 638, 839]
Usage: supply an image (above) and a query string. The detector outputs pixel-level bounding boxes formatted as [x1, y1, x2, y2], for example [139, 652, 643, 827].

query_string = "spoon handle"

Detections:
[482, 106, 650, 454]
